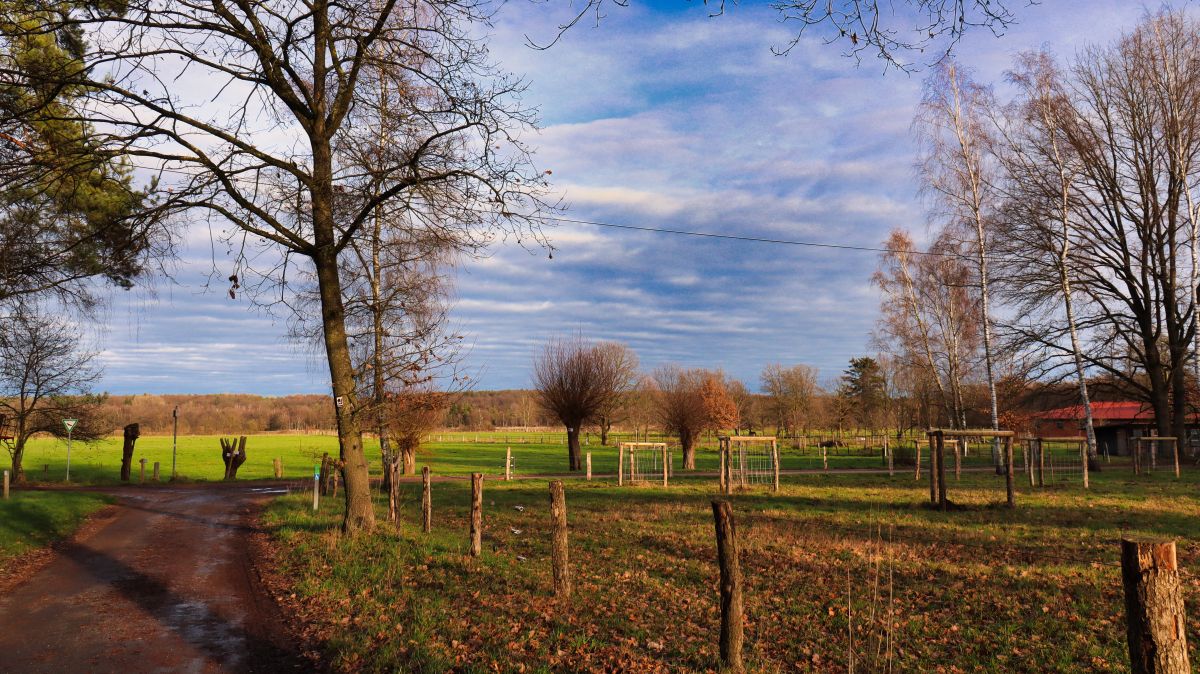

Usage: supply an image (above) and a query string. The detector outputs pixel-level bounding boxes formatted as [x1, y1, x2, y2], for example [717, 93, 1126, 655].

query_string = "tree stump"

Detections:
[219, 436, 247, 480]
[1121, 540, 1190, 673]
[120, 423, 140, 482]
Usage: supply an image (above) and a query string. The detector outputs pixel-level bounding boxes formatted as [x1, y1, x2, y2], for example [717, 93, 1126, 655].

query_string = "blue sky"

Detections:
[92, 1, 1146, 395]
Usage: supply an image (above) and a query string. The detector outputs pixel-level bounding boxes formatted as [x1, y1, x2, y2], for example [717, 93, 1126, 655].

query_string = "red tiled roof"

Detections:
[1036, 401, 1199, 422]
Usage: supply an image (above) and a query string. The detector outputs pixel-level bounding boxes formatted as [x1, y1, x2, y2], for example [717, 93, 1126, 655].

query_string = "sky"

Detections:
[90, 0, 1148, 395]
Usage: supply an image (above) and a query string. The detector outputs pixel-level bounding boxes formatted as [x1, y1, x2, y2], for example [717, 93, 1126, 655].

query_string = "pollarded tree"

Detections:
[5, 1, 553, 533]
[653, 367, 734, 469]
[533, 337, 639, 471]
[0, 302, 105, 482]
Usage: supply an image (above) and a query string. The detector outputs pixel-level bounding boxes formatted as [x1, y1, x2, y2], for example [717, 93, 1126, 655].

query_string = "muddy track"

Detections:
[0, 485, 306, 673]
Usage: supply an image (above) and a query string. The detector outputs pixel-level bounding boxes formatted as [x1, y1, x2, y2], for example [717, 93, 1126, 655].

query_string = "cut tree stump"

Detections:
[1121, 540, 1190, 674]
[120, 423, 140, 482]
[219, 436, 247, 480]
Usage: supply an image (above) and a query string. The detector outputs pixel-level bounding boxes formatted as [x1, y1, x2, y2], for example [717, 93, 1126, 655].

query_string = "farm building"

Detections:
[1032, 401, 1200, 456]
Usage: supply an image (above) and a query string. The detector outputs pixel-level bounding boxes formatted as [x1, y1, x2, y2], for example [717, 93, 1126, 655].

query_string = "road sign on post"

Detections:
[63, 419, 78, 482]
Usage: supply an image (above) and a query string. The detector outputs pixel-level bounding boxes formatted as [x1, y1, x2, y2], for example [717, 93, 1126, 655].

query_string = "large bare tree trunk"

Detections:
[681, 430, 696, 470]
[120, 423, 139, 482]
[566, 427, 582, 471]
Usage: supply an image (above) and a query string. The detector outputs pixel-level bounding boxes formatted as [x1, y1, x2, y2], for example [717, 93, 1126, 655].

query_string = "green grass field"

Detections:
[0, 491, 113, 564]
[13, 431, 1029, 484]
[261, 467, 1199, 673]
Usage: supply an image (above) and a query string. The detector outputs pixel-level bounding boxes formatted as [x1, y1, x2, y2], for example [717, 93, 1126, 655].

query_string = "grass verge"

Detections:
[262, 468, 1200, 672]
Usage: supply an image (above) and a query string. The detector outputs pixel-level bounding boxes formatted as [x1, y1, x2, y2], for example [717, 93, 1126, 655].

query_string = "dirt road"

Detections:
[0, 485, 305, 673]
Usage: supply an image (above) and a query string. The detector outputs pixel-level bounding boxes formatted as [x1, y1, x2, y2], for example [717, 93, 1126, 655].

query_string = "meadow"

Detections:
[260, 465, 1196, 673]
[13, 430, 1027, 484]
[0, 491, 113, 564]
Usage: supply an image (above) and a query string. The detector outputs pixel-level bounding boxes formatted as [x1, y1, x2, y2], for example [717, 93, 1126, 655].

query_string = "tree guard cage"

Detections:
[1028, 437, 1090, 488]
[926, 430, 1015, 510]
[1133, 437, 1180, 478]
[718, 436, 780, 494]
[618, 442, 670, 487]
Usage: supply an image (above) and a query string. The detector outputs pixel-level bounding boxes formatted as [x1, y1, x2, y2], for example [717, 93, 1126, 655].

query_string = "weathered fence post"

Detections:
[1025, 440, 1035, 487]
[3, 470, 8, 499]
[719, 441, 727, 494]
[953, 438, 961, 480]
[662, 444, 669, 488]
[549, 480, 570, 598]
[273, 457, 283, 479]
[421, 466, 432, 533]
[1121, 540, 1190, 674]
[152, 462, 160, 482]
[505, 447, 512, 481]
[1171, 439, 1180, 480]
[139, 458, 147, 484]
[618, 444, 625, 487]
[772, 439, 780, 492]
[928, 434, 938, 505]
[586, 452, 592, 481]
[1004, 435, 1015, 508]
[885, 436, 893, 477]
[1038, 439, 1046, 487]
[913, 439, 921, 481]
[312, 464, 319, 511]
[711, 500, 744, 674]
[936, 431, 948, 510]
[821, 445, 828, 471]
[470, 472, 483, 557]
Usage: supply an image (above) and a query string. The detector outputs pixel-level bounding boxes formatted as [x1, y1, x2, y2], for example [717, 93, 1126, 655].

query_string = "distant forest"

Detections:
[98, 391, 560, 435]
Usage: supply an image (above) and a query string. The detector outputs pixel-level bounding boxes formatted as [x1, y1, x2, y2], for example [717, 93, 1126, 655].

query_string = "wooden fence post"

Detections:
[662, 444, 669, 487]
[913, 439, 921, 481]
[953, 439, 961, 480]
[505, 447, 512, 481]
[711, 500, 744, 674]
[618, 444, 624, 487]
[928, 434, 938, 505]
[549, 480, 570, 598]
[470, 473, 483, 557]
[153, 462, 160, 482]
[273, 457, 283, 479]
[821, 445, 828, 471]
[421, 466, 432, 533]
[312, 465, 319, 511]
[936, 431, 948, 510]
[586, 452, 592, 481]
[885, 436, 893, 477]
[1038, 439, 1046, 487]
[1121, 540, 1190, 674]
[719, 440, 727, 494]
[139, 458, 147, 484]
[1026, 440, 1035, 487]
[1172, 439, 1180, 479]
[772, 439, 780, 492]
[3, 470, 8, 499]
[1004, 436, 1015, 508]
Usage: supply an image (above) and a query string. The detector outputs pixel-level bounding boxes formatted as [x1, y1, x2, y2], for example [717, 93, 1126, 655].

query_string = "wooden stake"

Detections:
[421, 466, 431, 533]
[885, 436, 893, 477]
[549, 480, 570, 598]
[913, 439, 921, 480]
[719, 440, 727, 494]
[936, 431, 947, 510]
[470, 472, 483, 557]
[312, 466, 319, 511]
[1172, 439, 1180, 479]
[153, 462, 160, 482]
[953, 439, 961, 480]
[928, 434, 937, 505]
[1004, 436, 1015, 508]
[1025, 440, 1035, 488]
[711, 500, 744, 674]
[505, 447, 512, 481]
[586, 452, 591, 481]
[772, 439, 780, 492]
[1121, 540, 1190, 674]
[139, 458, 147, 484]
[618, 444, 624, 487]
[3, 470, 8, 500]
[1038, 439, 1046, 487]
[662, 444, 669, 487]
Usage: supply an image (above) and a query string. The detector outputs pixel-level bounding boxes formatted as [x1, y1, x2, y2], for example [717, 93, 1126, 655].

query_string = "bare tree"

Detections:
[653, 366, 731, 469]
[539, 0, 1018, 71]
[590, 342, 639, 445]
[1002, 11, 1200, 442]
[7, 1, 553, 532]
[759, 364, 819, 437]
[533, 337, 638, 470]
[915, 60, 1002, 457]
[0, 302, 105, 482]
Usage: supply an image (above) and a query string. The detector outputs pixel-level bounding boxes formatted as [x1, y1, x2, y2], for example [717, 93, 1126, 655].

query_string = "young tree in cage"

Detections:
[533, 337, 638, 471]
[915, 61, 1003, 458]
[0, 302, 106, 482]
[2, 1, 554, 533]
